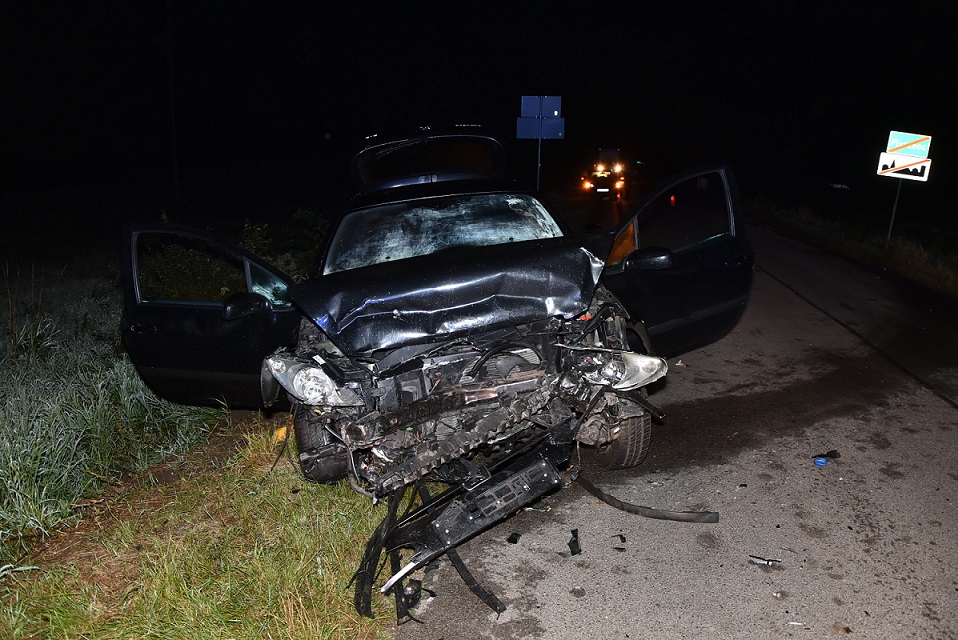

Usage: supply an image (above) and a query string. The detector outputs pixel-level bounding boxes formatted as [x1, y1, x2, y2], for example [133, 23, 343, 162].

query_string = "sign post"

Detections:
[876, 130, 933, 247]
[517, 96, 564, 190]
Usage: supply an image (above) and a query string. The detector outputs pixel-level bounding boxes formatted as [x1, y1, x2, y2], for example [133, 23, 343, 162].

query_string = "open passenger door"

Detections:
[120, 225, 301, 408]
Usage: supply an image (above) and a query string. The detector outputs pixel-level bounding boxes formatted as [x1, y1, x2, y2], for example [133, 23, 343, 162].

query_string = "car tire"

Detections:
[292, 403, 349, 484]
[590, 410, 652, 470]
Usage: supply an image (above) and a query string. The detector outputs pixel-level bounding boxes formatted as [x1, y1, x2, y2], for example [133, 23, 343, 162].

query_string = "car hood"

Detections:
[290, 235, 610, 356]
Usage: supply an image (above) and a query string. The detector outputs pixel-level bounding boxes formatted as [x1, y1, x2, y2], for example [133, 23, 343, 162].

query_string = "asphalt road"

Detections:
[393, 217, 958, 639]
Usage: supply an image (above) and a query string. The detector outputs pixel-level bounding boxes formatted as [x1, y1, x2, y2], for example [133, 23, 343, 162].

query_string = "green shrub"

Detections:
[244, 209, 332, 281]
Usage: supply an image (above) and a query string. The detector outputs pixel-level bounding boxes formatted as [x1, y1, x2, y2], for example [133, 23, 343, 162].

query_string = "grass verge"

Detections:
[746, 194, 958, 298]
[0, 416, 393, 639]
[0, 268, 225, 561]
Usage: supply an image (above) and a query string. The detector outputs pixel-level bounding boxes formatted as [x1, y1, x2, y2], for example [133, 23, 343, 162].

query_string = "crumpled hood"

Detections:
[290, 236, 609, 356]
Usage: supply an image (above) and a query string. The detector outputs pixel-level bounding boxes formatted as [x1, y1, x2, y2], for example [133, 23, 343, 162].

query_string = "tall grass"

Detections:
[0, 266, 225, 561]
[0, 421, 391, 639]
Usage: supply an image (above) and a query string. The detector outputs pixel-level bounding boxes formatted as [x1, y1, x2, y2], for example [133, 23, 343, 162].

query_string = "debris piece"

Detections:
[507, 532, 521, 544]
[401, 579, 426, 609]
[568, 529, 582, 556]
[610, 533, 627, 551]
[675, 359, 689, 368]
[749, 555, 782, 566]
[813, 449, 841, 460]
[578, 475, 719, 523]
[447, 547, 504, 614]
[813, 457, 828, 467]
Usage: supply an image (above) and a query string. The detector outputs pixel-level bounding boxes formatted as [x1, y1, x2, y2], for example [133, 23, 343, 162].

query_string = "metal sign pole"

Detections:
[884, 179, 903, 249]
[536, 97, 543, 191]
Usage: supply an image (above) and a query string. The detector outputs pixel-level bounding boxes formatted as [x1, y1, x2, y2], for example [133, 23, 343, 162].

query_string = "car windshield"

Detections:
[323, 192, 564, 274]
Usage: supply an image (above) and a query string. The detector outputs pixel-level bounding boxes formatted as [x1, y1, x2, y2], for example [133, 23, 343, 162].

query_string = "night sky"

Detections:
[5, 2, 956, 228]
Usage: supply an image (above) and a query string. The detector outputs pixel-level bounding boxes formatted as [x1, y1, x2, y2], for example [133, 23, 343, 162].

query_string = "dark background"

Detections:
[4, 2, 955, 235]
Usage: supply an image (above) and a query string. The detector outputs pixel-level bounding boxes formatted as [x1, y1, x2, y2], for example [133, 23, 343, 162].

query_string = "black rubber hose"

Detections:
[577, 475, 719, 523]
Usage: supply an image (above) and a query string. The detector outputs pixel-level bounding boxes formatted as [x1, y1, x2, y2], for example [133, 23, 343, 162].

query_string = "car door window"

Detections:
[135, 231, 291, 308]
[607, 220, 637, 265]
[636, 172, 731, 251]
[607, 171, 732, 267]
[249, 262, 292, 308]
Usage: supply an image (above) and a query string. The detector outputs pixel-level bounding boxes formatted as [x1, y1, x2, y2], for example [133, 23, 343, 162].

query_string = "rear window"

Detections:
[324, 193, 564, 274]
[353, 136, 504, 192]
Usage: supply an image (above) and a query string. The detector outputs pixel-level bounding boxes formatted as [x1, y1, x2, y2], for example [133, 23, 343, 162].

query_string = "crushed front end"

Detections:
[264, 237, 667, 617]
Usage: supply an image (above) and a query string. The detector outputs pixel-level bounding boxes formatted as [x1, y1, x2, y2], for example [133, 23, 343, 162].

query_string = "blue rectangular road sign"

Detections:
[520, 95, 561, 118]
[517, 96, 564, 139]
[516, 116, 564, 139]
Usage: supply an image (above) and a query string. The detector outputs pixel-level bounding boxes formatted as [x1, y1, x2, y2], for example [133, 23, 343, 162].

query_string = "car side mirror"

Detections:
[623, 246, 674, 271]
[223, 291, 272, 320]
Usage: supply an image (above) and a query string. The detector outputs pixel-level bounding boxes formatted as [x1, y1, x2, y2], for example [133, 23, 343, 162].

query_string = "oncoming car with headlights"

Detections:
[582, 160, 627, 198]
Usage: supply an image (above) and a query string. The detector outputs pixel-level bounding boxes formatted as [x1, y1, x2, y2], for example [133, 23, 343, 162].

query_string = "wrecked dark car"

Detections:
[120, 131, 753, 618]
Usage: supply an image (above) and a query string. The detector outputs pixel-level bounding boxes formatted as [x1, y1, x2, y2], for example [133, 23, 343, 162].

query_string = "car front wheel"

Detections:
[590, 409, 652, 470]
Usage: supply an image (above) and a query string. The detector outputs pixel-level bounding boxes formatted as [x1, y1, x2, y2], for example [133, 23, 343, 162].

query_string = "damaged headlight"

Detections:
[559, 345, 668, 391]
[601, 351, 668, 390]
[266, 354, 363, 406]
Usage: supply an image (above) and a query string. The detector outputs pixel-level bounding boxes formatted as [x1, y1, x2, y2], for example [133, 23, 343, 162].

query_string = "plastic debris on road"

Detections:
[568, 529, 582, 556]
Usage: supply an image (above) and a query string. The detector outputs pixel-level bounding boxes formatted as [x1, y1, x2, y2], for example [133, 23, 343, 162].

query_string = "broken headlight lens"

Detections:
[610, 352, 668, 390]
[266, 355, 363, 406]
[560, 345, 668, 391]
